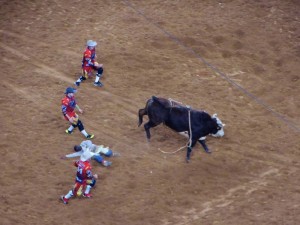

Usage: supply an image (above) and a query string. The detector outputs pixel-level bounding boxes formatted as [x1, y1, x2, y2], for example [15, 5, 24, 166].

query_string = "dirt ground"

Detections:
[1, 0, 299, 224]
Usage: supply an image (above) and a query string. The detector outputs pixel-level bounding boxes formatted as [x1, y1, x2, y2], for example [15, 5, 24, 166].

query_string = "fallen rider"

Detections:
[61, 140, 120, 167]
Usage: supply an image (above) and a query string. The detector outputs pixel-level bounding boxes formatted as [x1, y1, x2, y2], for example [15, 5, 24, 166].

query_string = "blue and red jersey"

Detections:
[61, 96, 77, 116]
[82, 48, 96, 69]
[74, 160, 93, 184]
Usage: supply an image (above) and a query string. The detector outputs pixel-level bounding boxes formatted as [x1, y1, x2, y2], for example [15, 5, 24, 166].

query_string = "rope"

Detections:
[168, 98, 184, 107]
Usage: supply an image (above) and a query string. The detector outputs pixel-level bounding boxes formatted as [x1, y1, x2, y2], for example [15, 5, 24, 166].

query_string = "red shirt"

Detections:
[75, 160, 93, 184]
[82, 48, 96, 68]
[61, 96, 77, 116]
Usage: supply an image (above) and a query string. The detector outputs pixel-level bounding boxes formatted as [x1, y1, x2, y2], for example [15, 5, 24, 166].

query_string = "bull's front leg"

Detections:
[198, 139, 211, 153]
[186, 146, 192, 163]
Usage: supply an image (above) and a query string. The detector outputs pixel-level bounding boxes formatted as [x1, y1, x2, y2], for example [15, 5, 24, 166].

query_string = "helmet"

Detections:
[74, 145, 82, 152]
[86, 40, 97, 47]
[64, 87, 77, 94]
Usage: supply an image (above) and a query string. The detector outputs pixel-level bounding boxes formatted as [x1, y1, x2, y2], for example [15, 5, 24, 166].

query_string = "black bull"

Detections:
[138, 96, 224, 162]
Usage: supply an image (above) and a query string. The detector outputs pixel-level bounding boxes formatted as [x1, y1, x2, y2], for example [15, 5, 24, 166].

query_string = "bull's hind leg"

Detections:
[138, 108, 147, 127]
[144, 121, 157, 140]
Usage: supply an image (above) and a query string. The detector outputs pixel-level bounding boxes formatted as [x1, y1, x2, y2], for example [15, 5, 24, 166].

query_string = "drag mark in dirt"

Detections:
[1, 79, 118, 143]
[0, 29, 48, 48]
[165, 168, 281, 225]
[0, 40, 138, 120]
[0, 29, 141, 109]
[0, 47, 144, 149]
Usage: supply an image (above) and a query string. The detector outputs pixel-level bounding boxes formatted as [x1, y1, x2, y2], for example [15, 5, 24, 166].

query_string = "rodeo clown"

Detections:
[74, 40, 104, 87]
[61, 87, 94, 139]
[61, 149, 97, 204]
[61, 140, 120, 167]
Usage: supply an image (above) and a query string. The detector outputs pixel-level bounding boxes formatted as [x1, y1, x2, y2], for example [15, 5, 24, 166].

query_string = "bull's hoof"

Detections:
[186, 157, 190, 163]
[205, 149, 212, 154]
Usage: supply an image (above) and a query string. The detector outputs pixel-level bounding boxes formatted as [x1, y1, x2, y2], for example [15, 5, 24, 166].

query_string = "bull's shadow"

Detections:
[138, 96, 225, 162]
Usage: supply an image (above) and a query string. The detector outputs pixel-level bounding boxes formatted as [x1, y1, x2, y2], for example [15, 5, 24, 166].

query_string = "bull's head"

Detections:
[211, 113, 225, 137]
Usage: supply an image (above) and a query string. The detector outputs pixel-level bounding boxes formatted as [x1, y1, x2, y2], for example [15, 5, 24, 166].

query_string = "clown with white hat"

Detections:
[74, 39, 104, 87]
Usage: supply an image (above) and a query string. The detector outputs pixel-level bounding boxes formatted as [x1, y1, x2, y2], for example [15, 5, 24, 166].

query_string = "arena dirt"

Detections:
[1, 1, 299, 224]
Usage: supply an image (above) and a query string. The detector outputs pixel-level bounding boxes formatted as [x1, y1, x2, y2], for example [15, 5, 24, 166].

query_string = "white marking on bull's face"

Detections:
[211, 113, 225, 137]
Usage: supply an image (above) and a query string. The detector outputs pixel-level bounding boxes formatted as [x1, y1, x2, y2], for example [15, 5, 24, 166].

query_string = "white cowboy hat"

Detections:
[86, 40, 97, 47]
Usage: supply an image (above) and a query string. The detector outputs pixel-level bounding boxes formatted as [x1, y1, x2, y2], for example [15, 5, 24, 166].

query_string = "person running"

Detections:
[60, 150, 97, 204]
[61, 87, 94, 139]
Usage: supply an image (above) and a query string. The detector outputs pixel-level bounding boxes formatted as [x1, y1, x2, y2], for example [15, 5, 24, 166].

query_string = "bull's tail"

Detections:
[138, 108, 147, 127]
[138, 98, 152, 127]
